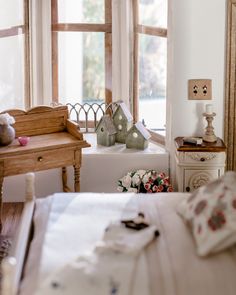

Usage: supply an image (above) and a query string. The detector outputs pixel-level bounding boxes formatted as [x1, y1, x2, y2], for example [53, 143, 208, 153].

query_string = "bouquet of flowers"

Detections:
[117, 169, 173, 193]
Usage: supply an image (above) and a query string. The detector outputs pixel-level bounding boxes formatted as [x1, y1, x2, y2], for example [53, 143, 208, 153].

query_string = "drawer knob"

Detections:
[200, 157, 206, 162]
[186, 186, 190, 192]
[37, 156, 43, 162]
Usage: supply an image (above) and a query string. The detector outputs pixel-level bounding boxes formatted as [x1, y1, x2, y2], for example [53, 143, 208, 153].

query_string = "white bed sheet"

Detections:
[20, 192, 236, 295]
[20, 193, 146, 294]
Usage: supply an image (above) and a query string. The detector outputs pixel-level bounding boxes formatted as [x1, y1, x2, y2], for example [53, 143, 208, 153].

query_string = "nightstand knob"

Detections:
[37, 156, 43, 162]
[186, 186, 190, 192]
[200, 157, 206, 162]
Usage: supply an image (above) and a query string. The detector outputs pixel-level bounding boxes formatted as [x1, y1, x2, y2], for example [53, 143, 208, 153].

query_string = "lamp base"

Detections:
[203, 134, 217, 143]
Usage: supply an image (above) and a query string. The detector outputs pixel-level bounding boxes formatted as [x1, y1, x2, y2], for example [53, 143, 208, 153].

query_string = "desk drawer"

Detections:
[3, 149, 75, 176]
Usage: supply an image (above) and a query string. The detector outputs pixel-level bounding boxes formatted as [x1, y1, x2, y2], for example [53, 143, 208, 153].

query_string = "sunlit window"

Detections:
[0, 0, 29, 110]
[134, 0, 168, 138]
[52, 0, 111, 106]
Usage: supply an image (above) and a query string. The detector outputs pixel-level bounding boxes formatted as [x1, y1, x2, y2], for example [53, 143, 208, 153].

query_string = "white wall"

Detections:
[166, 0, 227, 183]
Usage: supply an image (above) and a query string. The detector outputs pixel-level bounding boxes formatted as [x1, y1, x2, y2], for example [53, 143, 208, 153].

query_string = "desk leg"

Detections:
[73, 165, 80, 192]
[62, 167, 71, 192]
[74, 150, 81, 192]
[0, 163, 4, 233]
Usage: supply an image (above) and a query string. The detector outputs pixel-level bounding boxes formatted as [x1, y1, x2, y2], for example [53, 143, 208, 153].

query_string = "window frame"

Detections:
[0, 0, 30, 109]
[51, 0, 112, 105]
[132, 0, 168, 145]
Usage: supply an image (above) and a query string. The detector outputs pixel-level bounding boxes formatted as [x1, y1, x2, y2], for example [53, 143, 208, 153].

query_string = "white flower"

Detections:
[117, 186, 124, 192]
[142, 173, 151, 184]
[122, 174, 132, 188]
[0, 113, 15, 125]
[136, 170, 146, 178]
[132, 173, 141, 186]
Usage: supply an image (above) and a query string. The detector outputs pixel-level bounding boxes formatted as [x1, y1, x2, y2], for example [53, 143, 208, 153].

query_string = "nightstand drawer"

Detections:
[179, 152, 225, 165]
[3, 149, 75, 176]
[184, 169, 219, 192]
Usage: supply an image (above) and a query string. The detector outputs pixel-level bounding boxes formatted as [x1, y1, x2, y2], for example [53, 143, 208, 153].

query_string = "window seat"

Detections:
[80, 133, 169, 193]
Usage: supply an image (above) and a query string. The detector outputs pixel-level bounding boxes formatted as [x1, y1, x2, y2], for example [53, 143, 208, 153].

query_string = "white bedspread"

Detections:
[20, 193, 236, 295]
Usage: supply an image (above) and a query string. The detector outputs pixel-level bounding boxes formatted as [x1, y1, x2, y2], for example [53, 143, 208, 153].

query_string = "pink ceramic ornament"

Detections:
[18, 136, 30, 146]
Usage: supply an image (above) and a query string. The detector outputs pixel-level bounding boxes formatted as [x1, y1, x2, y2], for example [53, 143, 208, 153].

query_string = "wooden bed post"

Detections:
[1, 257, 17, 295]
[1, 173, 36, 295]
[25, 172, 35, 201]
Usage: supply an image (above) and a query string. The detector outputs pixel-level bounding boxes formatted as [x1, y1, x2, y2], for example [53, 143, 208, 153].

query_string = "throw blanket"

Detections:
[20, 193, 236, 295]
[35, 222, 158, 295]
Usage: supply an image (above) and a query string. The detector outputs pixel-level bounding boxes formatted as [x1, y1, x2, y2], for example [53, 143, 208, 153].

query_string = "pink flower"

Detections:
[167, 186, 173, 192]
[158, 172, 166, 178]
[194, 200, 207, 215]
[163, 178, 169, 185]
[152, 185, 158, 192]
[148, 177, 154, 183]
[144, 183, 151, 190]
[156, 185, 164, 192]
[208, 210, 226, 231]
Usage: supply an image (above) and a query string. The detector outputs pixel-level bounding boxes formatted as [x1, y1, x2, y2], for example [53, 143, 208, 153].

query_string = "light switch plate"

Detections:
[188, 79, 212, 100]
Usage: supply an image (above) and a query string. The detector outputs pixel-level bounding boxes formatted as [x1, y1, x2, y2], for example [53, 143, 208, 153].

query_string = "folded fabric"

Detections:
[177, 171, 236, 256]
[35, 221, 158, 295]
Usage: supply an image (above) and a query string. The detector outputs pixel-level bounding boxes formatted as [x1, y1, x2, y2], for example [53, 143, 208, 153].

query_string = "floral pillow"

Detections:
[177, 171, 236, 256]
[117, 170, 173, 193]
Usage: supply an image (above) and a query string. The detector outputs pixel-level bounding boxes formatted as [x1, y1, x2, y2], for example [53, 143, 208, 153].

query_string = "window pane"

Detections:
[0, 35, 25, 110]
[139, 34, 167, 131]
[58, 0, 104, 24]
[58, 32, 105, 105]
[0, 0, 24, 29]
[139, 0, 167, 28]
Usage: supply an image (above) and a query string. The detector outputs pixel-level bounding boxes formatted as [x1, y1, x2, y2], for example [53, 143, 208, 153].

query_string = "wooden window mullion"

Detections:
[137, 24, 167, 38]
[105, 0, 112, 105]
[0, 25, 25, 38]
[52, 23, 111, 33]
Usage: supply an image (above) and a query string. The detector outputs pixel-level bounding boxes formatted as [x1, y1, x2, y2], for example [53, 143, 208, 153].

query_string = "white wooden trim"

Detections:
[1, 173, 36, 295]
[112, 0, 131, 108]
[30, 0, 52, 106]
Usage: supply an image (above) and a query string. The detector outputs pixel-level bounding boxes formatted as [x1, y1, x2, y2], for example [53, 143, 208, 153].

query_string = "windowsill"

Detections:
[82, 133, 167, 155]
[80, 133, 169, 193]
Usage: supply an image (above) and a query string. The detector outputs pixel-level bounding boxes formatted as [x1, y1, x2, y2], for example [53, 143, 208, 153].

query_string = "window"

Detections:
[133, 0, 168, 141]
[0, 0, 30, 110]
[0, 1, 168, 144]
[51, 0, 112, 106]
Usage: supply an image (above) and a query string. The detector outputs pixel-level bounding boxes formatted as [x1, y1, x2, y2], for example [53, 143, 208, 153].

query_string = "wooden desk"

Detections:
[0, 106, 90, 231]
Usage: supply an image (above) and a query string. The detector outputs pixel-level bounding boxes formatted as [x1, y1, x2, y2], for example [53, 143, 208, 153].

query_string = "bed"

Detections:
[1, 173, 236, 295]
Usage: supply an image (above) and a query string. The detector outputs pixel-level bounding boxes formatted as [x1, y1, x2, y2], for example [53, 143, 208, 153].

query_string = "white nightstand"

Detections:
[175, 137, 226, 192]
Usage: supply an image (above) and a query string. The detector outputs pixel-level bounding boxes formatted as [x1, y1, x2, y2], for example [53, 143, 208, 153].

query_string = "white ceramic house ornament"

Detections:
[95, 114, 117, 146]
[126, 122, 151, 150]
[112, 102, 133, 143]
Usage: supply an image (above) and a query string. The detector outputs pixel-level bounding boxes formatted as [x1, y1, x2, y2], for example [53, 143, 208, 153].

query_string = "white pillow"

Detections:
[177, 171, 236, 256]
